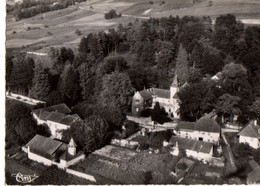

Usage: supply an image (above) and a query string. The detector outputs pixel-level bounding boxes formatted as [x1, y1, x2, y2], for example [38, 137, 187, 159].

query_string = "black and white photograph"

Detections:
[4, 0, 260, 184]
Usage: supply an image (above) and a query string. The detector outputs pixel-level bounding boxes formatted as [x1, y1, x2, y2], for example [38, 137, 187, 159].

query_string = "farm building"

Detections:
[169, 136, 214, 162]
[25, 135, 85, 169]
[32, 103, 81, 139]
[174, 117, 221, 145]
[238, 120, 260, 149]
[131, 74, 180, 119]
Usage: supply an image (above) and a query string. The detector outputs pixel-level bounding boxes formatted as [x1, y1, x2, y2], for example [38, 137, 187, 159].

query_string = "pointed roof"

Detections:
[171, 74, 179, 87]
[238, 120, 260, 138]
[138, 90, 153, 101]
[68, 138, 77, 147]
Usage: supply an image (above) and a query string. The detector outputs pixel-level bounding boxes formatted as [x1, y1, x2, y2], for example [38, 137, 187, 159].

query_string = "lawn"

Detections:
[71, 145, 180, 184]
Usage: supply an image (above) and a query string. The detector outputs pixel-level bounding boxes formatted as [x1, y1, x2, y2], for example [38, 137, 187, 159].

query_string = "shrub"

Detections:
[75, 29, 82, 36]
[47, 32, 53, 36]
[44, 24, 49, 28]
[12, 31, 16, 34]
[149, 1, 154, 4]
[104, 9, 121, 19]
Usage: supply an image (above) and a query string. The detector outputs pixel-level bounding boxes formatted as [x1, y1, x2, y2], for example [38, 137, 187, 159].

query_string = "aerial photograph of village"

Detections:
[4, 0, 260, 184]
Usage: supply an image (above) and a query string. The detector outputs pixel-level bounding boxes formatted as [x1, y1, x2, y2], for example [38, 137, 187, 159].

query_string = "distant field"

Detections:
[6, 0, 260, 51]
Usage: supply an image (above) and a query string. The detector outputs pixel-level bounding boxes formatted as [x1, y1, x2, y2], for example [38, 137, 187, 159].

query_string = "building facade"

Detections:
[174, 117, 221, 145]
[238, 120, 260, 149]
[132, 75, 180, 119]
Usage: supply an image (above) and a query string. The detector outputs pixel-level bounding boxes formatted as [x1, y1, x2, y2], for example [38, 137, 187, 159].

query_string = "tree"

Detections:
[63, 115, 111, 154]
[78, 63, 95, 100]
[215, 93, 241, 122]
[97, 72, 135, 125]
[175, 44, 191, 85]
[151, 102, 169, 124]
[31, 60, 51, 100]
[6, 101, 37, 148]
[249, 98, 260, 118]
[60, 64, 81, 104]
[213, 14, 244, 56]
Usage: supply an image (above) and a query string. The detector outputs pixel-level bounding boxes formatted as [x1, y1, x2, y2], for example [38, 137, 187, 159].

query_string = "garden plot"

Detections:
[93, 145, 137, 161]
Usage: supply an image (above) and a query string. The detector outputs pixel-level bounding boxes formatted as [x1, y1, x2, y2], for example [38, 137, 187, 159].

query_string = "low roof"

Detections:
[248, 160, 260, 183]
[150, 88, 170, 99]
[238, 120, 260, 138]
[27, 135, 64, 156]
[176, 117, 220, 133]
[169, 136, 213, 154]
[139, 90, 152, 101]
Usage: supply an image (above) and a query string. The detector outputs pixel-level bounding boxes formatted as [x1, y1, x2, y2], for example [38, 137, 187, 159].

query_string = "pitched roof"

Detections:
[170, 136, 213, 154]
[46, 112, 67, 123]
[42, 103, 71, 114]
[139, 90, 152, 101]
[59, 115, 79, 126]
[238, 120, 260, 138]
[171, 74, 179, 87]
[176, 121, 195, 131]
[176, 117, 220, 133]
[196, 117, 220, 133]
[150, 88, 170, 99]
[27, 135, 64, 157]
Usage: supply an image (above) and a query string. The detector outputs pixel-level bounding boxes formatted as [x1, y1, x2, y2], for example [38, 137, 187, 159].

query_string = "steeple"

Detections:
[171, 74, 179, 87]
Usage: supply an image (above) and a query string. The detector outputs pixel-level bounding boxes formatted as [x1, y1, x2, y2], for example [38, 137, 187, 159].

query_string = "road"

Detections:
[221, 130, 237, 171]
[78, 6, 150, 20]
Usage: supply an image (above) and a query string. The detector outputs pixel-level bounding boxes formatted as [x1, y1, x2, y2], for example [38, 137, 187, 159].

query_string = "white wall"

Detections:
[186, 147, 213, 161]
[177, 130, 219, 145]
[28, 150, 52, 166]
[66, 154, 85, 167]
[239, 136, 259, 149]
[66, 168, 96, 182]
[47, 120, 70, 137]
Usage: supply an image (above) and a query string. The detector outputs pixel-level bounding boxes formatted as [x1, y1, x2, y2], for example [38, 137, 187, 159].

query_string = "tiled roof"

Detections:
[176, 117, 220, 133]
[150, 88, 170, 99]
[238, 120, 260, 138]
[139, 90, 152, 101]
[170, 136, 213, 154]
[176, 121, 195, 131]
[59, 115, 79, 126]
[46, 112, 67, 123]
[27, 135, 64, 157]
[196, 117, 220, 133]
[43, 103, 71, 114]
[39, 110, 52, 121]
[60, 151, 84, 161]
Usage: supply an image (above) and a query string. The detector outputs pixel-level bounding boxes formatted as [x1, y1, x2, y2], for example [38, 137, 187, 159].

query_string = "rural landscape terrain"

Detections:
[5, 0, 260, 185]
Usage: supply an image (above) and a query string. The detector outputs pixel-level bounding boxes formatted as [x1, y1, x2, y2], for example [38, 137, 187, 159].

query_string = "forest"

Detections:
[6, 14, 260, 152]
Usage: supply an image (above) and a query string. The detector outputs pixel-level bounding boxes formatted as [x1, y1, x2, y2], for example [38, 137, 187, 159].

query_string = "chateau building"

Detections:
[132, 75, 180, 118]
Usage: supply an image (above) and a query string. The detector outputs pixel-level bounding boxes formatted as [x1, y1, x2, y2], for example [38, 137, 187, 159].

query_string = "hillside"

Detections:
[6, 0, 260, 51]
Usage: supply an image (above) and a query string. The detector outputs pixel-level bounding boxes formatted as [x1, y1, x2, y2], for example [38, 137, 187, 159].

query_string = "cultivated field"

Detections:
[6, 0, 260, 52]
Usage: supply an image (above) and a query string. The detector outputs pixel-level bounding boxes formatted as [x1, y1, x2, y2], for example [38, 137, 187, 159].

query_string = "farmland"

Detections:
[6, 0, 260, 52]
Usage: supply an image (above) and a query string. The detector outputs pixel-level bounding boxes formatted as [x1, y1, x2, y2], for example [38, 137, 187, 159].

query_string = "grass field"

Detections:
[6, 0, 260, 51]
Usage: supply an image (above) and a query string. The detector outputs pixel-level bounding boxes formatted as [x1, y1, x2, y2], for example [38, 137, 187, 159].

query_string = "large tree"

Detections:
[62, 115, 111, 154]
[249, 98, 260, 119]
[31, 60, 51, 100]
[175, 44, 191, 85]
[6, 101, 37, 148]
[97, 72, 135, 125]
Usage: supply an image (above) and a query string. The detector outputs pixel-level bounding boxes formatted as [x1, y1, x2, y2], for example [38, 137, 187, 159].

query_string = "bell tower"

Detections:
[170, 74, 180, 119]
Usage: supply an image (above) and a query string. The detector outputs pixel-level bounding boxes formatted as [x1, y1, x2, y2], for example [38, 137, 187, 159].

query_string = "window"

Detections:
[135, 100, 140, 104]
[136, 108, 139, 112]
